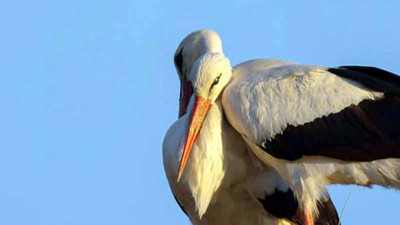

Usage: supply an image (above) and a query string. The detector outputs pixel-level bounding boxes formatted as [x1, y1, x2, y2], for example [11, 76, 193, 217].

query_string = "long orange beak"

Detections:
[177, 96, 211, 182]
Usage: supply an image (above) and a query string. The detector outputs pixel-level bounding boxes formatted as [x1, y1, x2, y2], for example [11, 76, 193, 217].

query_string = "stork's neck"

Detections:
[182, 98, 226, 218]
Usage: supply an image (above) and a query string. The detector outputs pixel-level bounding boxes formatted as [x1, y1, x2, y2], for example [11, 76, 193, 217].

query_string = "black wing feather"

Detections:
[260, 66, 400, 161]
[328, 66, 400, 96]
[259, 190, 340, 225]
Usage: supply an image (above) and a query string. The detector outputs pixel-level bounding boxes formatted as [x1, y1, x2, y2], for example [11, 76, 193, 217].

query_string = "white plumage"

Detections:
[164, 30, 293, 225]
[163, 98, 292, 225]
[164, 30, 294, 225]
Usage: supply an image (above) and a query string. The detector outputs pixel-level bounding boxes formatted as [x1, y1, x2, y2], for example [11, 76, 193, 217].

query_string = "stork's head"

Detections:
[174, 30, 223, 117]
[189, 53, 232, 103]
[177, 53, 232, 181]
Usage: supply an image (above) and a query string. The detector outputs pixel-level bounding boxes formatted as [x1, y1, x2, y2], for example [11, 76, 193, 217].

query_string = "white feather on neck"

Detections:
[181, 99, 226, 218]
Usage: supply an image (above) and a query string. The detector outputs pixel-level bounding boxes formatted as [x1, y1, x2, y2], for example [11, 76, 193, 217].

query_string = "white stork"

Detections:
[163, 30, 340, 225]
[177, 31, 400, 225]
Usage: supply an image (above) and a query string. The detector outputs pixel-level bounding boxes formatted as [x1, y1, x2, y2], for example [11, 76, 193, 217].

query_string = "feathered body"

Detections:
[222, 59, 400, 215]
[163, 99, 292, 225]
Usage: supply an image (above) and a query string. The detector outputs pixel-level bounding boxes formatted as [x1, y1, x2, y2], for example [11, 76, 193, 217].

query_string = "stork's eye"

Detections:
[211, 73, 222, 88]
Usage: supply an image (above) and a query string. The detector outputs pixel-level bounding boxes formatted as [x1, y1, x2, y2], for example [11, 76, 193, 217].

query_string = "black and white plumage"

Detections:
[163, 30, 341, 225]
[174, 31, 400, 224]
[163, 98, 340, 225]
[222, 59, 400, 218]
[228, 64, 400, 162]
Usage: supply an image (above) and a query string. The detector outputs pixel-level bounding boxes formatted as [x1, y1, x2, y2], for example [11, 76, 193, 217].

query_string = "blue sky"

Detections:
[1, 0, 400, 224]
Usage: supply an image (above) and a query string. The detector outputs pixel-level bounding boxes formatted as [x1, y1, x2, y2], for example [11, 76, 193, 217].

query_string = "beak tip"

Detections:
[176, 170, 183, 182]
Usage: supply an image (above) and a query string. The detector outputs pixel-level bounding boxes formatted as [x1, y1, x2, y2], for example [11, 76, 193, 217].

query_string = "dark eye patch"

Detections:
[210, 73, 222, 90]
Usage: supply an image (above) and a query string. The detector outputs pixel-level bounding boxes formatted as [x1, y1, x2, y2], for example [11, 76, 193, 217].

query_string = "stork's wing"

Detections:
[247, 159, 340, 225]
[222, 61, 400, 161]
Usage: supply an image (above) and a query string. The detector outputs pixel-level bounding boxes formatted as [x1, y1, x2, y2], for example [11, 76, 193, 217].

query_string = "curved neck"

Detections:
[177, 31, 223, 117]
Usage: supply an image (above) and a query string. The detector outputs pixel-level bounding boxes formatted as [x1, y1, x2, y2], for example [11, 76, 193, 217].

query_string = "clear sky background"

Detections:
[1, 1, 400, 225]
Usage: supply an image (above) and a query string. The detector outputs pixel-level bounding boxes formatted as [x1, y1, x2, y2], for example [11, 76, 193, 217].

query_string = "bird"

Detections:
[163, 30, 340, 225]
[176, 30, 400, 225]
